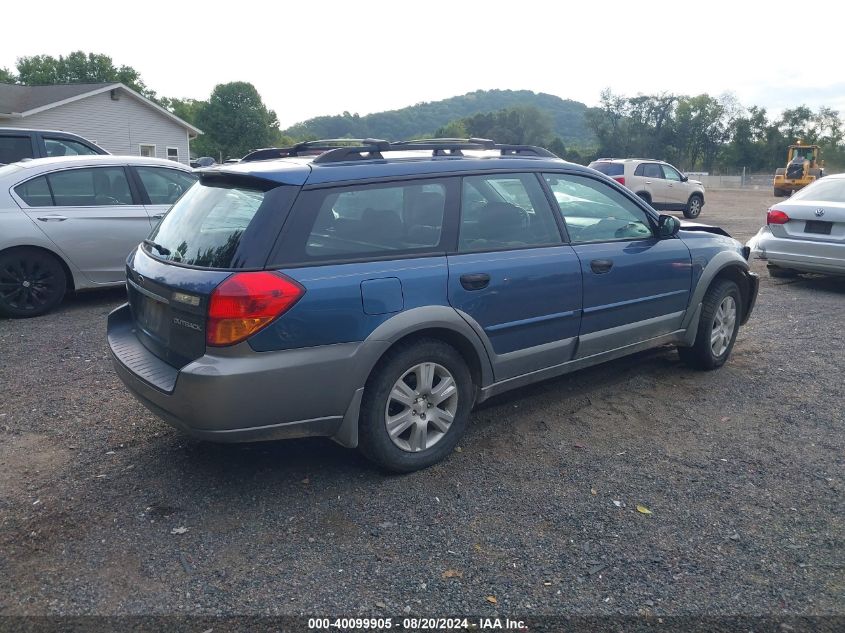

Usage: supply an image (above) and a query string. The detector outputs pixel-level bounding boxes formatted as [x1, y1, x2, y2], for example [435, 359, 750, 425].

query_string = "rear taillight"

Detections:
[207, 272, 304, 346]
[612, 176, 626, 186]
[767, 209, 790, 225]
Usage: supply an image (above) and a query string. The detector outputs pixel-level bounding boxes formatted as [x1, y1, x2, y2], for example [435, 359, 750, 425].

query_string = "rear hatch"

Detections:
[769, 178, 845, 244]
[127, 171, 301, 368]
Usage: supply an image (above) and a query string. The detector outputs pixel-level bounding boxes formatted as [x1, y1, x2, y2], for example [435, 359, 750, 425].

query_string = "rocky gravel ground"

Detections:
[0, 189, 842, 620]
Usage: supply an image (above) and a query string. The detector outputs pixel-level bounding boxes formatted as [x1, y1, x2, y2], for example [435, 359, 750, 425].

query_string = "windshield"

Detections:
[791, 177, 845, 203]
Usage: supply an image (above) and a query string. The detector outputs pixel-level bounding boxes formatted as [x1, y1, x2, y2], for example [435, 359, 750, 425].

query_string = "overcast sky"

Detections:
[2, 0, 843, 128]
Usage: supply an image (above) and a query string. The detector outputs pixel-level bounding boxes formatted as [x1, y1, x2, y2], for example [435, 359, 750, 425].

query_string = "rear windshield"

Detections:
[791, 177, 845, 203]
[588, 162, 624, 176]
[145, 178, 295, 269]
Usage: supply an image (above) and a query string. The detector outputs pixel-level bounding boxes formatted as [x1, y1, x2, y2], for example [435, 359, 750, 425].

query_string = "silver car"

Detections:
[0, 155, 197, 317]
[748, 173, 845, 277]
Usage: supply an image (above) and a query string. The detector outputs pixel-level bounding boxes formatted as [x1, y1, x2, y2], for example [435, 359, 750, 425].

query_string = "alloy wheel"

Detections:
[710, 296, 737, 357]
[384, 362, 459, 452]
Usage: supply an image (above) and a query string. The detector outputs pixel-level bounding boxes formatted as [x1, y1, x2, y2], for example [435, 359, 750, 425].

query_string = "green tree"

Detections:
[435, 119, 469, 139]
[436, 105, 557, 146]
[194, 82, 281, 160]
[0, 67, 15, 83]
[778, 106, 814, 143]
[14, 51, 156, 100]
[585, 89, 634, 158]
[160, 97, 205, 126]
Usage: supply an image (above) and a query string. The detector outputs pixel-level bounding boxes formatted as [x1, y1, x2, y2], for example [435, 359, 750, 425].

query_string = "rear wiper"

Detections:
[143, 239, 171, 256]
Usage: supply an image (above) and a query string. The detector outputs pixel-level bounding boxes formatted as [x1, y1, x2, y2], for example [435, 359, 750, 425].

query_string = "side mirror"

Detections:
[681, 174, 689, 182]
[658, 214, 681, 238]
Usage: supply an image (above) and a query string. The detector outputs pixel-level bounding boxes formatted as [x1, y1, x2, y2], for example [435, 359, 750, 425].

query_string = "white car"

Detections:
[588, 158, 706, 219]
[0, 155, 197, 317]
[747, 173, 845, 277]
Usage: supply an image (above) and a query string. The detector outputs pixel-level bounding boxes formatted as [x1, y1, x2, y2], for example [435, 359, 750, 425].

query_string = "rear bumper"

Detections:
[748, 228, 845, 275]
[108, 304, 383, 442]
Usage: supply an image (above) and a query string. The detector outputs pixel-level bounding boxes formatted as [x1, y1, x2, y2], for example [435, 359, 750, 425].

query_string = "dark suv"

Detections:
[0, 128, 107, 165]
[108, 139, 758, 472]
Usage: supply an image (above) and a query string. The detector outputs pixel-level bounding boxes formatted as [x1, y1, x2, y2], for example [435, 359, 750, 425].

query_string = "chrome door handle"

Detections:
[36, 215, 68, 222]
[151, 213, 166, 220]
[645, 181, 652, 184]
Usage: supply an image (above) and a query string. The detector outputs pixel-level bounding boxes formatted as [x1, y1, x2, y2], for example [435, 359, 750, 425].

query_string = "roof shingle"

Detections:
[0, 83, 117, 115]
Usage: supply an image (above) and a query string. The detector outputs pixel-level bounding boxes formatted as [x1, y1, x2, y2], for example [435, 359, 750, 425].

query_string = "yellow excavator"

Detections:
[773, 142, 824, 196]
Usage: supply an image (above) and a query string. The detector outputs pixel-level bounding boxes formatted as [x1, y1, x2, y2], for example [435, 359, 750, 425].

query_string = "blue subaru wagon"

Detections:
[108, 139, 758, 472]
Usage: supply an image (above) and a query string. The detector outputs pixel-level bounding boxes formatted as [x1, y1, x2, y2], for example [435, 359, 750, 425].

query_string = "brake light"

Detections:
[207, 272, 304, 346]
[767, 209, 790, 225]
[612, 176, 626, 186]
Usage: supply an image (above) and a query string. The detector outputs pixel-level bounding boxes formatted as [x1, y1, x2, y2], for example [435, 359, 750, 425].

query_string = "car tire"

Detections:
[636, 192, 652, 206]
[678, 279, 741, 370]
[358, 338, 473, 473]
[773, 187, 786, 197]
[0, 248, 67, 318]
[683, 194, 703, 219]
[767, 264, 799, 278]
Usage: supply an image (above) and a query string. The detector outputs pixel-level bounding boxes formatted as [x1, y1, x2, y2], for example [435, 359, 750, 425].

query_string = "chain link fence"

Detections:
[687, 172, 773, 189]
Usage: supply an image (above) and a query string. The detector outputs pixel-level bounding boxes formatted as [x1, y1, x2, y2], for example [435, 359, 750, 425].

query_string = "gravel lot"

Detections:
[1, 189, 843, 619]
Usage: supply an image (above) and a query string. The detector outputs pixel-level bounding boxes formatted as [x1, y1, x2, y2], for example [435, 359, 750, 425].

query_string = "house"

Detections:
[0, 82, 201, 165]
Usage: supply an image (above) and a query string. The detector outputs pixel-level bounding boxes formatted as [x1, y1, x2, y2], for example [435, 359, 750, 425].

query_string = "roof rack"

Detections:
[388, 138, 556, 159]
[387, 138, 494, 156]
[240, 137, 558, 164]
[311, 139, 391, 164]
[496, 144, 557, 158]
[241, 138, 390, 163]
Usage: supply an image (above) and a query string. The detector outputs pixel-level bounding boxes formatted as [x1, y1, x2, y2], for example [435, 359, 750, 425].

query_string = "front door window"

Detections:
[543, 173, 653, 243]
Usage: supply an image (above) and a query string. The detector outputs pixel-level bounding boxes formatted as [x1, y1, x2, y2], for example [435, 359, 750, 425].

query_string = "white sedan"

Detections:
[747, 173, 845, 277]
[0, 155, 197, 317]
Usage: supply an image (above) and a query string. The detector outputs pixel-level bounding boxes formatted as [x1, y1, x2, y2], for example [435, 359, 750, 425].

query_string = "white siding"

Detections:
[2, 90, 192, 164]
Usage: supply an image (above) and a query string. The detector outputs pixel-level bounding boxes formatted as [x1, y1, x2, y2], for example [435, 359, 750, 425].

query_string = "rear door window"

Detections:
[146, 177, 297, 269]
[47, 167, 134, 206]
[458, 173, 561, 252]
[643, 164, 663, 179]
[15, 176, 53, 207]
[0, 135, 34, 163]
[290, 180, 450, 261]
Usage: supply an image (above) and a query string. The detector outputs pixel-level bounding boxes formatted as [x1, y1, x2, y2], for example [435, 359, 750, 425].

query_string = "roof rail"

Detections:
[310, 139, 391, 164]
[241, 138, 390, 163]
[241, 137, 559, 164]
[392, 137, 495, 147]
[497, 144, 557, 158]
[314, 138, 557, 163]
[387, 138, 495, 157]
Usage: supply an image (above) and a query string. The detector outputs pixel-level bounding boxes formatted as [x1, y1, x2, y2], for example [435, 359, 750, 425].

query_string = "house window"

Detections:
[139, 144, 156, 158]
[166, 147, 179, 162]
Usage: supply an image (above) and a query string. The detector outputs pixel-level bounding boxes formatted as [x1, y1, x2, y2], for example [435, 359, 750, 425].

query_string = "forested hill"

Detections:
[282, 89, 596, 146]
